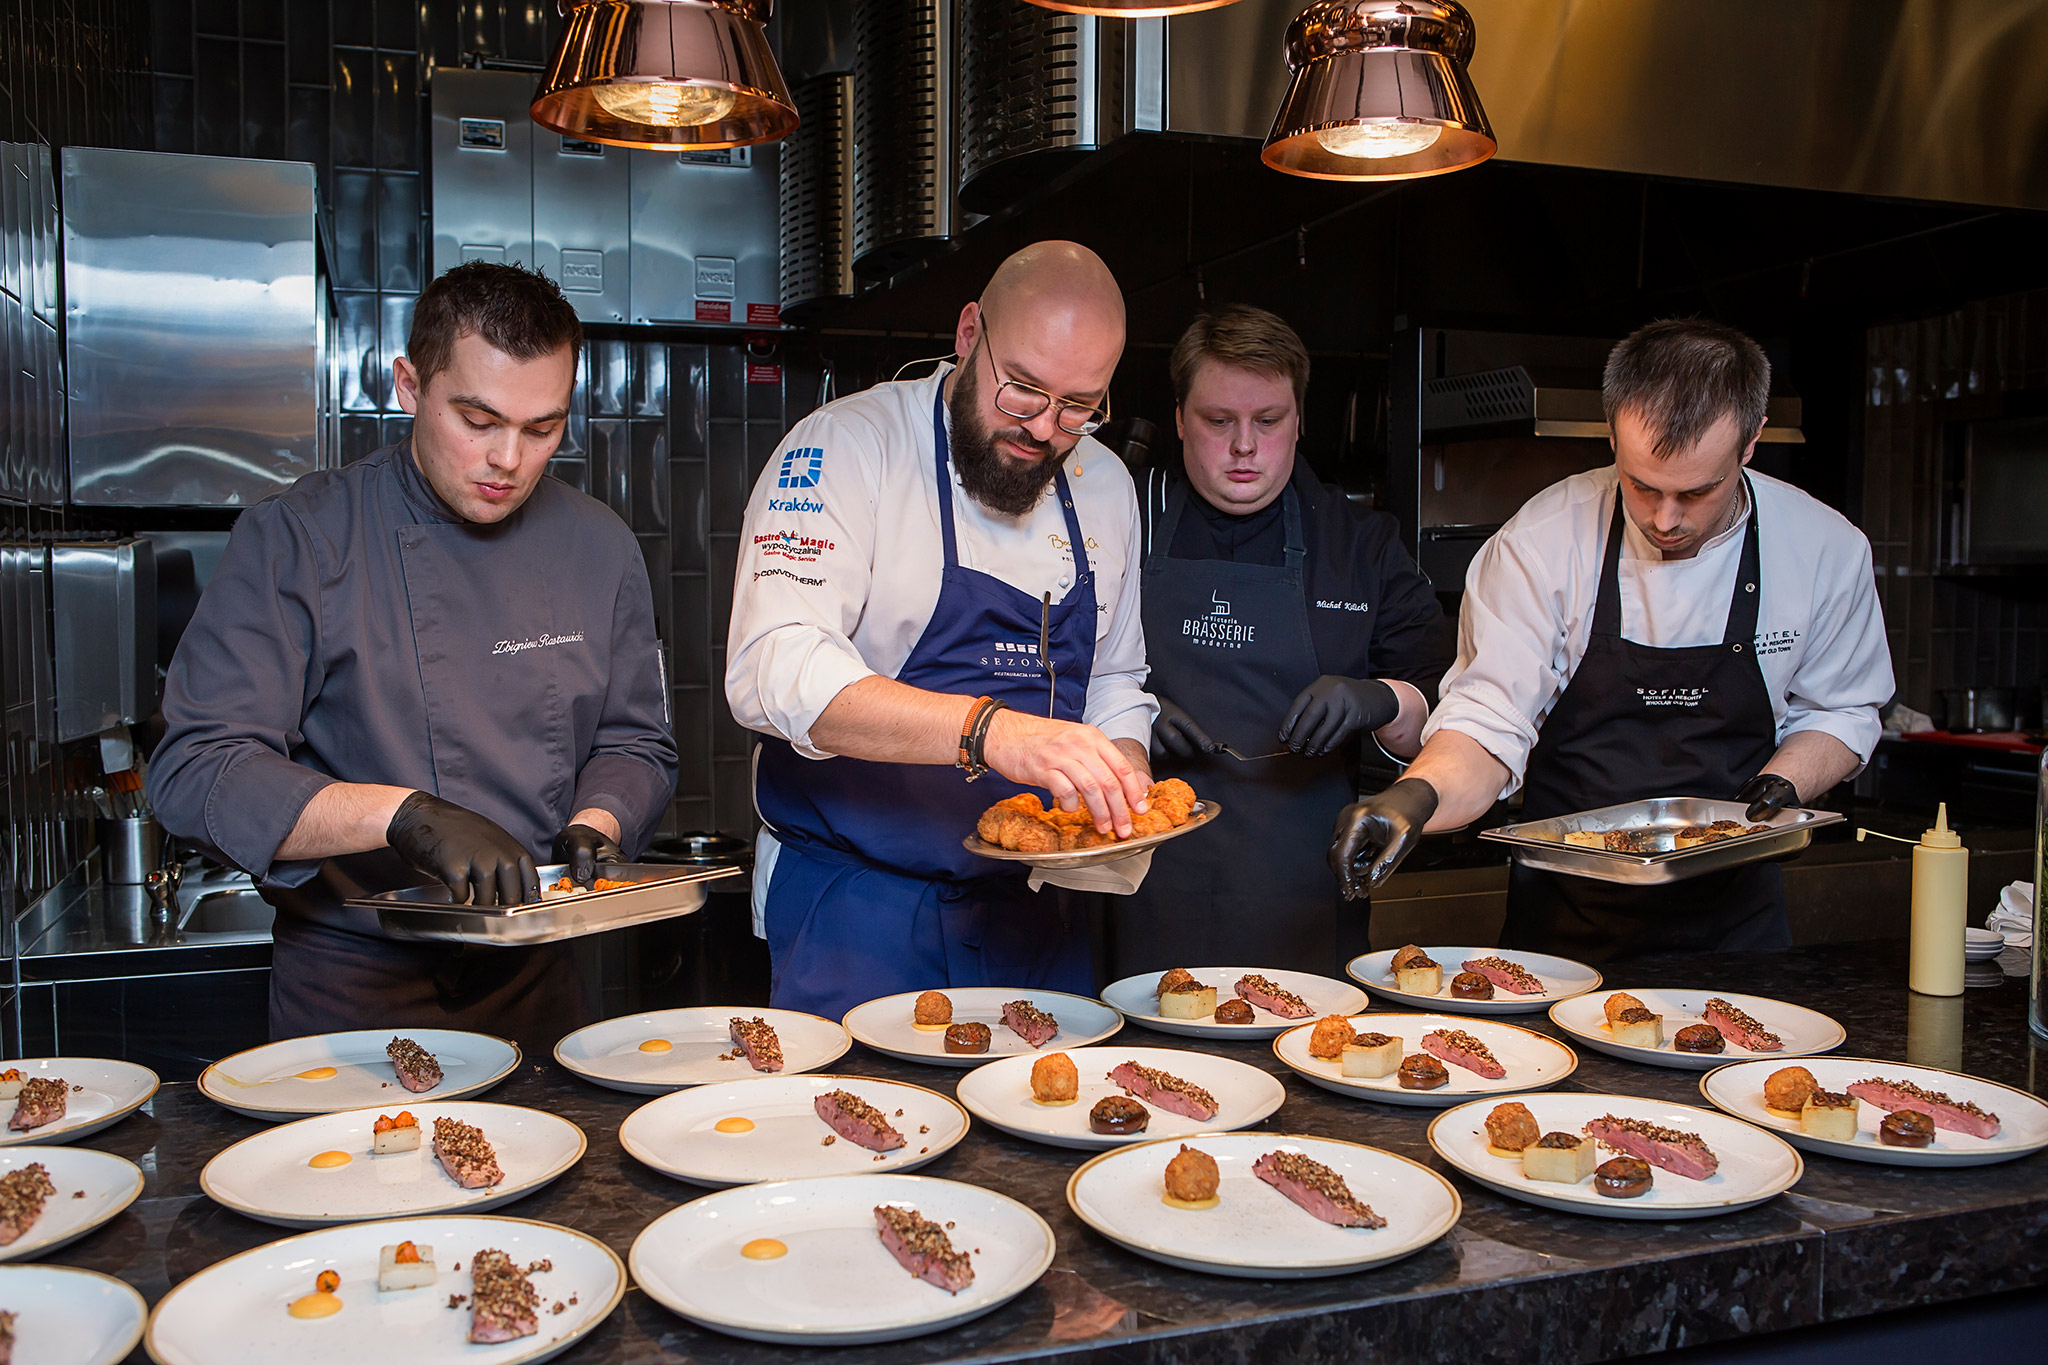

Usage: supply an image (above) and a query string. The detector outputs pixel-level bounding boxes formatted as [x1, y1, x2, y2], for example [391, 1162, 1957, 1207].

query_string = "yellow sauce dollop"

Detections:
[1162, 1194, 1220, 1211]
[294, 1066, 338, 1081]
[910, 1022, 951, 1032]
[1030, 1097, 1078, 1107]
[713, 1116, 755, 1134]
[638, 1039, 673, 1053]
[741, 1238, 787, 1260]
[288, 1291, 343, 1318]
[308, 1150, 352, 1169]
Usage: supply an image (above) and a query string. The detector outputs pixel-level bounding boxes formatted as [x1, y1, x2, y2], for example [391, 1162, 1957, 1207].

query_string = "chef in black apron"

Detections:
[149, 264, 678, 1051]
[1110, 307, 1449, 976]
[1328, 318, 1891, 962]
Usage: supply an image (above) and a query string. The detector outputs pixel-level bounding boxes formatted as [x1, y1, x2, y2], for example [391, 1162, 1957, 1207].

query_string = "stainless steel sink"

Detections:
[179, 887, 276, 937]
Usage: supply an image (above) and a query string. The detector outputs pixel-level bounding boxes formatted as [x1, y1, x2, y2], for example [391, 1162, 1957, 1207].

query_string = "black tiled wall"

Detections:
[1866, 291, 2048, 718]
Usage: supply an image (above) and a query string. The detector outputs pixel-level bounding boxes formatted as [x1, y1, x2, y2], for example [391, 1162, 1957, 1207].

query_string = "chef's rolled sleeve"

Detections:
[570, 542, 682, 855]
[1421, 524, 1575, 796]
[725, 410, 883, 758]
[1775, 536, 1890, 768]
[146, 499, 338, 885]
[1082, 493, 1158, 749]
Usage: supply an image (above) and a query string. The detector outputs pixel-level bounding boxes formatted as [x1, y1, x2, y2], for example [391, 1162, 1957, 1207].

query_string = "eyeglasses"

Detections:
[976, 312, 1110, 437]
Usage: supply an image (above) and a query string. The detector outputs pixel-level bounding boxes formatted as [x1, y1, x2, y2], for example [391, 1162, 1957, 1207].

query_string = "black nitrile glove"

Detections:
[386, 791, 539, 908]
[552, 822, 625, 888]
[1328, 777, 1440, 901]
[1151, 695, 1219, 761]
[1736, 773, 1800, 823]
[1279, 675, 1400, 758]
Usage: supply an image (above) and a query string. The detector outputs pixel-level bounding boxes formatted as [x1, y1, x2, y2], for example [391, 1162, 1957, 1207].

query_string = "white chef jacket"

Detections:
[1422, 466, 1892, 799]
[725, 364, 1157, 759]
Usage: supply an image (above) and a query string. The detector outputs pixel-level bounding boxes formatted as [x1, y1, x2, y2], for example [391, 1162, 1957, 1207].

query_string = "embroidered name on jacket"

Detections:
[1636, 686, 1709, 707]
[494, 632, 585, 656]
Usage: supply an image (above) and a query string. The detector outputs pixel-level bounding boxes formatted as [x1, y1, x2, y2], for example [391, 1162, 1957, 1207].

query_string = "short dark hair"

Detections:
[1603, 318, 1770, 457]
[406, 261, 583, 389]
[1170, 305, 1310, 411]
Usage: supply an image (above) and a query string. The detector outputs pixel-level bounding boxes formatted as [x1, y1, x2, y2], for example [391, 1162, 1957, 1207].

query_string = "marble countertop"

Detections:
[50, 939, 2048, 1364]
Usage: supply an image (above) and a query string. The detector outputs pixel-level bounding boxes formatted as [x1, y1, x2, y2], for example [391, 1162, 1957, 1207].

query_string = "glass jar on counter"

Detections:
[2035, 745, 2047, 1041]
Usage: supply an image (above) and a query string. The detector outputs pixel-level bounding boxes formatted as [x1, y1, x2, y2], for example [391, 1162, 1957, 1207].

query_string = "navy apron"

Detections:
[1112, 481, 1361, 976]
[754, 390, 1100, 1019]
[1503, 478, 1788, 962]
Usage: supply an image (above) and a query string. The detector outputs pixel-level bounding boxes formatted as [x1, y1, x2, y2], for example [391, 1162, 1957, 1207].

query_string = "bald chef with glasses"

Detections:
[726, 241, 1157, 1020]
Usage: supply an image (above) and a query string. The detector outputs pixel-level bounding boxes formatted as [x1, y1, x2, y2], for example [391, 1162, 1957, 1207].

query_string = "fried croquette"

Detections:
[1603, 991, 1648, 1026]
[1163, 1144, 1220, 1204]
[1030, 1052, 1079, 1104]
[913, 990, 954, 1027]
[975, 780, 1204, 851]
[1763, 1065, 1820, 1116]
[1308, 1014, 1358, 1060]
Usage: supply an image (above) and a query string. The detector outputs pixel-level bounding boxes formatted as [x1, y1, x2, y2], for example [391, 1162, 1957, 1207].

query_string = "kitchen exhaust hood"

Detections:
[1423, 366, 1804, 444]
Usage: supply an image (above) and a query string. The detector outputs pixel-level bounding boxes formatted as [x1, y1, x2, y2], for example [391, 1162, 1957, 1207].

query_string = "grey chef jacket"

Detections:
[148, 441, 678, 929]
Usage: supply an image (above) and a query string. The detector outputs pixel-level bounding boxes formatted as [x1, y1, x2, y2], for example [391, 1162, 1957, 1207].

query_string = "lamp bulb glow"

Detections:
[593, 81, 738, 129]
[1313, 120, 1443, 160]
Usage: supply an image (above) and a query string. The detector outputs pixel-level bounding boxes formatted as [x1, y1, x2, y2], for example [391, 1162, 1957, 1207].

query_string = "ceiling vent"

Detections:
[779, 73, 856, 318]
[958, 0, 1125, 214]
[851, 0, 959, 279]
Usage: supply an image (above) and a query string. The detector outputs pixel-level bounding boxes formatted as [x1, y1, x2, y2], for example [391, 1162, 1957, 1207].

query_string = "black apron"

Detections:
[1114, 481, 1361, 976]
[1503, 478, 1789, 962]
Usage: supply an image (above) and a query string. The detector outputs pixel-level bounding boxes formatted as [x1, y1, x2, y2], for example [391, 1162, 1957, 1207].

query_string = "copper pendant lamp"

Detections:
[532, 0, 799, 150]
[1262, 1, 1494, 181]
[1021, 0, 1244, 15]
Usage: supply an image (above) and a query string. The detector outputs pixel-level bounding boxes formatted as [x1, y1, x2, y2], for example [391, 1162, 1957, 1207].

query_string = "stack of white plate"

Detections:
[1964, 927, 2005, 962]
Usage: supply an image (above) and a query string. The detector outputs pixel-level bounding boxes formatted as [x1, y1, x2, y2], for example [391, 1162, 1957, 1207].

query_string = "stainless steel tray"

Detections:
[1479, 798, 1843, 885]
[962, 801, 1222, 870]
[345, 862, 742, 945]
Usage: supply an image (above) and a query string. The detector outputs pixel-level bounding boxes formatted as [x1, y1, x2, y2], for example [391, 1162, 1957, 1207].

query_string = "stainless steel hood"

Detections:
[62, 148, 324, 508]
[1113, 0, 2048, 211]
[1423, 366, 1804, 444]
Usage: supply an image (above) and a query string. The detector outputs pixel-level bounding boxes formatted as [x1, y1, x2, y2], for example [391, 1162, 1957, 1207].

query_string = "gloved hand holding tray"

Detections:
[1479, 798, 1842, 886]
[347, 863, 742, 945]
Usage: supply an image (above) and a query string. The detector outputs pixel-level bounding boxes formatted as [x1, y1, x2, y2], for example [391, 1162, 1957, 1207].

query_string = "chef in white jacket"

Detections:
[1330, 318, 1892, 960]
[725, 241, 1157, 1019]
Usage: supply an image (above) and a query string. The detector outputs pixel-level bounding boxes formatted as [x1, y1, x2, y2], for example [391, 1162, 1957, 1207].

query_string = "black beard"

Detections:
[949, 360, 1063, 517]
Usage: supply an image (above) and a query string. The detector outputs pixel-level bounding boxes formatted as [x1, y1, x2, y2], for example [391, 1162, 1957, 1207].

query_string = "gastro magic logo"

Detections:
[777, 447, 824, 489]
[753, 529, 834, 564]
[1181, 589, 1256, 651]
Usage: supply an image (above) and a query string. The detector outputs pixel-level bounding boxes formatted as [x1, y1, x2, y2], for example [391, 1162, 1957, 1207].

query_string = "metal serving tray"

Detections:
[346, 862, 742, 946]
[1479, 797, 1843, 886]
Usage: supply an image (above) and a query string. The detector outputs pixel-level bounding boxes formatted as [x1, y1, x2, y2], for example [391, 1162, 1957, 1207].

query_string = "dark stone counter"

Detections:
[53, 939, 2048, 1363]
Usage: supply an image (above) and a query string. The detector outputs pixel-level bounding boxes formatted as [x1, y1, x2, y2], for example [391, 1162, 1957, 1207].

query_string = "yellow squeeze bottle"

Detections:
[1908, 804, 1968, 997]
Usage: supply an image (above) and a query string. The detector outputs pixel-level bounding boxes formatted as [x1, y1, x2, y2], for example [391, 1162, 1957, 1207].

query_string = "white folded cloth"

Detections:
[1032, 849, 1152, 896]
[1987, 881, 2035, 949]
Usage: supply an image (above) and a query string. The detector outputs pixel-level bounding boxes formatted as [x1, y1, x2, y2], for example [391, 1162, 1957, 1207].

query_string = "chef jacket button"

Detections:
[1058, 575, 1071, 589]
[1745, 582, 1756, 593]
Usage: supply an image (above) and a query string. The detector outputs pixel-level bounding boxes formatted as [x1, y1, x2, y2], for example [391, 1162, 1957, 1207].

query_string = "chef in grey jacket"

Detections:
[148, 263, 677, 1047]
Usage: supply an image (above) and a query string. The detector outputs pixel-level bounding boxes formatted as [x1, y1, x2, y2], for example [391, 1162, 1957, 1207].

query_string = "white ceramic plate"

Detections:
[1698, 1056, 2048, 1167]
[1099, 967, 1368, 1040]
[0, 1058, 159, 1147]
[841, 987, 1123, 1068]
[629, 1173, 1053, 1346]
[1428, 1091, 1803, 1219]
[1964, 928, 2004, 961]
[955, 1045, 1286, 1151]
[1549, 988, 1846, 1071]
[200, 1102, 587, 1228]
[199, 1031, 519, 1120]
[1346, 947, 1603, 1015]
[0, 1264, 146, 1364]
[1066, 1132, 1460, 1278]
[145, 1214, 624, 1365]
[552, 1008, 850, 1093]
[1272, 1014, 1577, 1108]
[619, 1075, 970, 1187]
[0, 1147, 143, 1263]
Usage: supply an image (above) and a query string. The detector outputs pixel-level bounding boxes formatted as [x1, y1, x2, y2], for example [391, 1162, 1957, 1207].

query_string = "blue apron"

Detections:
[755, 389, 1100, 1019]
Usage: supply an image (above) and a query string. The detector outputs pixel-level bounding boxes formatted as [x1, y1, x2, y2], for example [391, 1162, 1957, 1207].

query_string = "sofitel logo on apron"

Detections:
[1181, 590, 1256, 651]
[494, 632, 585, 656]
[1637, 686, 1709, 707]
